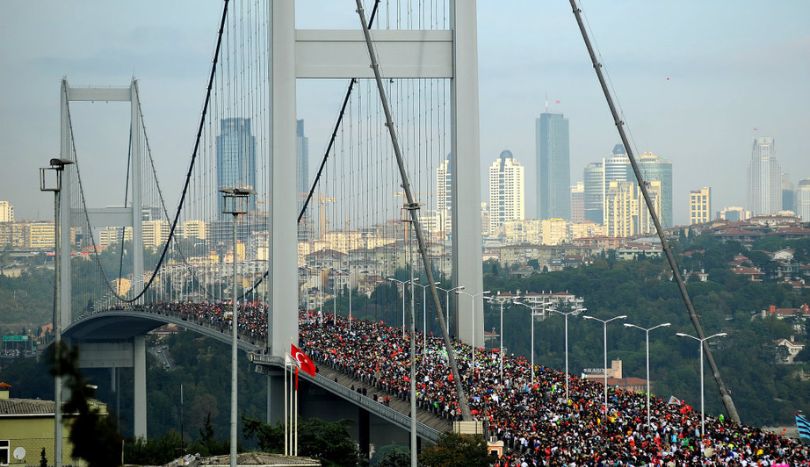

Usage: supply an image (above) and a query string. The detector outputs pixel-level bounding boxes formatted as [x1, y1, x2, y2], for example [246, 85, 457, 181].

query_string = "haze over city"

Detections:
[1, 0, 809, 224]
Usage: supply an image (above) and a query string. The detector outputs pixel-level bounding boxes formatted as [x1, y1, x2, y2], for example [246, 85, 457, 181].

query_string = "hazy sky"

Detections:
[1, 1, 809, 225]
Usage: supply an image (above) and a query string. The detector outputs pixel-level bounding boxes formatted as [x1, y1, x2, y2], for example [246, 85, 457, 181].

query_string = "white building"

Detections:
[488, 150, 525, 234]
[689, 187, 712, 225]
[747, 137, 782, 216]
[435, 158, 453, 234]
[0, 201, 14, 223]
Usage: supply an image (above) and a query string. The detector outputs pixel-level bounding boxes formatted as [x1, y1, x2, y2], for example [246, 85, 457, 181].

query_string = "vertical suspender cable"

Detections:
[568, 0, 740, 423]
[354, 0, 472, 420]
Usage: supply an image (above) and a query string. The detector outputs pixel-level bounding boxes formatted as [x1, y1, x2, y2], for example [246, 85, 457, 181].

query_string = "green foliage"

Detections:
[124, 431, 183, 465]
[418, 433, 494, 467]
[371, 444, 410, 467]
[243, 416, 360, 467]
[50, 343, 123, 467]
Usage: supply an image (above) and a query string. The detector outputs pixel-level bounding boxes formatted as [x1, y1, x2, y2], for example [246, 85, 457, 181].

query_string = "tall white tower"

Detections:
[488, 150, 525, 234]
[747, 137, 781, 216]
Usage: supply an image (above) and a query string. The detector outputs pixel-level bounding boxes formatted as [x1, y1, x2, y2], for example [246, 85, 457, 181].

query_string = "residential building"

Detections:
[570, 181, 585, 223]
[488, 151, 525, 234]
[501, 219, 542, 244]
[0, 201, 13, 223]
[796, 179, 810, 221]
[536, 113, 570, 219]
[142, 220, 170, 250]
[180, 219, 207, 240]
[638, 152, 673, 228]
[99, 226, 132, 249]
[541, 218, 569, 245]
[583, 161, 604, 223]
[216, 118, 256, 217]
[571, 221, 605, 239]
[480, 202, 490, 237]
[604, 180, 661, 238]
[718, 206, 752, 222]
[689, 187, 712, 225]
[26, 222, 55, 249]
[747, 136, 781, 216]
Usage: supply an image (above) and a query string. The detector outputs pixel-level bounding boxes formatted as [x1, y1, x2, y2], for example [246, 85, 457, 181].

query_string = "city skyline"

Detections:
[1, 1, 808, 225]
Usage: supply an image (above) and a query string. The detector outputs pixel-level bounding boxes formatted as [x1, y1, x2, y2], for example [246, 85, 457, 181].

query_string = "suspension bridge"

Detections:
[57, 0, 482, 449]
[45, 1, 810, 464]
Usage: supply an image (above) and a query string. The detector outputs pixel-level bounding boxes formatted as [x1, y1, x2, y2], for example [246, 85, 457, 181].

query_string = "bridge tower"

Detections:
[269, 0, 484, 358]
[59, 78, 149, 439]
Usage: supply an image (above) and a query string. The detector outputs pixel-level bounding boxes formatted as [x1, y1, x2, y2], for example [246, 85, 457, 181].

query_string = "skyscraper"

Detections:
[536, 113, 570, 219]
[604, 180, 661, 237]
[570, 181, 585, 223]
[436, 156, 453, 233]
[583, 161, 604, 224]
[488, 150, 525, 234]
[689, 187, 711, 225]
[782, 174, 795, 213]
[601, 144, 632, 225]
[297, 119, 309, 206]
[796, 179, 810, 221]
[216, 118, 256, 216]
[747, 136, 781, 216]
[638, 152, 673, 228]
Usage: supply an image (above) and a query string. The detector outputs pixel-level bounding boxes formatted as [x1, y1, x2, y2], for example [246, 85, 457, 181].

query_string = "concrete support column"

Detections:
[450, 1, 484, 345]
[269, 0, 298, 357]
[58, 79, 72, 328]
[130, 81, 144, 303]
[358, 407, 370, 459]
[133, 335, 147, 439]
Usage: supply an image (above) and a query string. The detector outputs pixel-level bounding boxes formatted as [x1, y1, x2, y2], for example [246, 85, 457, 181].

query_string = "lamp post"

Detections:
[436, 285, 464, 337]
[456, 289, 490, 378]
[40, 157, 73, 467]
[582, 314, 627, 413]
[550, 306, 586, 403]
[513, 301, 543, 387]
[220, 186, 252, 467]
[624, 322, 671, 428]
[413, 281, 440, 356]
[676, 331, 727, 439]
[486, 295, 510, 381]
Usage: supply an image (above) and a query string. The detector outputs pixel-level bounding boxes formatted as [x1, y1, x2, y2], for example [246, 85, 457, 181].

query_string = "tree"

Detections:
[243, 417, 360, 467]
[50, 343, 123, 467]
[371, 444, 410, 466]
[419, 433, 494, 467]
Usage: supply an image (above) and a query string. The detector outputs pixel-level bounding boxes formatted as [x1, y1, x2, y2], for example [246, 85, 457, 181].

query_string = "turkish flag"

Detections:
[291, 343, 317, 377]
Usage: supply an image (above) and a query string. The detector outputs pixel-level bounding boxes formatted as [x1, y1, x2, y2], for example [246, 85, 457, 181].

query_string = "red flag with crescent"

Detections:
[291, 343, 317, 377]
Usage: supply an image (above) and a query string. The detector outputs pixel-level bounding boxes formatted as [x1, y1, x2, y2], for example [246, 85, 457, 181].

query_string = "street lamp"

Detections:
[624, 322, 671, 428]
[550, 306, 586, 403]
[436, 285, 464, 337]
[412, 281, 440, 356]
[512, 300, 543, 387]
[676, 331, 727, 439]
[582, 314, 627, 413]
[220, 186, 252, 467]
[456, 289, 490, 378]
[486, 295, 511, 381]
[40, 157, 73, 467]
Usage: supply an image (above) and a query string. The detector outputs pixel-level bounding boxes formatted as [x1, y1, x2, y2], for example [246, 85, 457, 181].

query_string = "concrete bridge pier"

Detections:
[75, 338, 148, 440]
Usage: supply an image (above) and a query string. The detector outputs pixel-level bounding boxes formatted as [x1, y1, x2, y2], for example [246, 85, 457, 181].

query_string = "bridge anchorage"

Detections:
[58, 0, 483, 453]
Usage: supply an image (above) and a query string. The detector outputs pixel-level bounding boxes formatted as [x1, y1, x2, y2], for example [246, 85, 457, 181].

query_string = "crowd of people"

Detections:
[117, 302, 809, 465]
[298, 313, 809, 466]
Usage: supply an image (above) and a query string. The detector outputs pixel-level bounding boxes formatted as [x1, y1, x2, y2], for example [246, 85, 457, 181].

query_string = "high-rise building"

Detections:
[570, 181, 585, 223]
[436, 157, 453, 233]
[0, 201, 13, 223]
[488, 150, 525, 234]
[638, 152, 673, 228]
[216, 118, 256, 217]
[689, 187, 712, 225]
[747, 136, 781, 216]
[782, 174, 795, 213]
[297, 119, 309, 206]
[604, 180, 661, 238]
[583, 161, 604, 224]
[536, 113, 570, 219]
[602, 144, 633, 225]
[796, 179, 810, 221]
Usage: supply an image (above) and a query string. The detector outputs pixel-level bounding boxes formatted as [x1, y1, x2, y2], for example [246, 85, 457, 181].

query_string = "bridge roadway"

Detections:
[64, 307, 451, 443]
